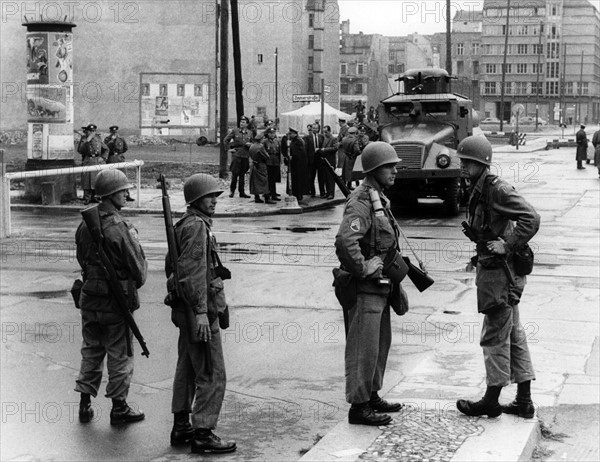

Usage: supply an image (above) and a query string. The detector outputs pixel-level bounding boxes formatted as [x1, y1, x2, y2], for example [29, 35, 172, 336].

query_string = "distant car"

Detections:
[519, 116, 548, 126]
[481, 117, 501, 124]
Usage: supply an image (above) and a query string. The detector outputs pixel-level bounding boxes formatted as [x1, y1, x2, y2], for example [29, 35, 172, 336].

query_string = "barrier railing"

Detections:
[1, 158, 144, 238]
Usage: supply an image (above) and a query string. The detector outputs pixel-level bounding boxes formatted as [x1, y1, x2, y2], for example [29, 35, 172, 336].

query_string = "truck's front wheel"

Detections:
[443, 178, 460, 216]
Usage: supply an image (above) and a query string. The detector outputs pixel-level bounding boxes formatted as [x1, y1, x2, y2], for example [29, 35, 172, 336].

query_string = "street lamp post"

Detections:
[274, 47, 278, 128]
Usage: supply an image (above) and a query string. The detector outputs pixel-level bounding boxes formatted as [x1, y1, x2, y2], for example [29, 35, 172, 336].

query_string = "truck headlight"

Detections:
[436, 154, 451, 169]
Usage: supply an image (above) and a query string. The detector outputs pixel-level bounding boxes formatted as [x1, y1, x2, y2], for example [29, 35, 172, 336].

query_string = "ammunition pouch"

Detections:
[71, 279, 83, 309]
[389, 283, 409, 316]
[208, 277, 228, 328]
[477, 254, 505, 269]
[513, 244, 534, 276]
[382, 249, 409, 284]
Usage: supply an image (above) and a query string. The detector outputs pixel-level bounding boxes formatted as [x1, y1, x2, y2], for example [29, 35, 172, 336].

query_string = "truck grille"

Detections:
[393, 144, 423, 169]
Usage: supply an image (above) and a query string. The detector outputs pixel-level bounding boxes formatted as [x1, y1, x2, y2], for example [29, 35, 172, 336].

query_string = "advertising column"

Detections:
[23, 20, 76, 202]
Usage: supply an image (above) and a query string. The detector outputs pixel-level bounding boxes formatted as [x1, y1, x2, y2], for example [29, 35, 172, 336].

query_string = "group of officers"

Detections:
[224, 115, 372, 204]
[72, 130, 541, 454]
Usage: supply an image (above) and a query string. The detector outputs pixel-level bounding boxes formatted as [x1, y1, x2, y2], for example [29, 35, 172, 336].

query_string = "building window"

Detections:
[340, 63, 347, 74]
[141, 83, 150, 96]
[194, 84, 202, 97]
[533, 43, 543, 55]
[485, 63, 497, 74]
[502, 63, 512, 73]
[389, 50, 396, 60]
[340, 83, 349, 94]
[517, 44, 528, 54]
[516, 63, 527, 74]
[503, 82, 512, 94]
[309, 13, 314, 28]
[159, 84, 168, 96]
[177, 84, 185, 96]
[388, 64, 395, 73]
[257, 54, 263, 64]
[357, 63, 365, 74]
[515, 82, 528, 94]
[457, 43, 464, 55]
[581, 82, 589, 96]
[547, 43, 559, 59]
[545, 81, 558, 95]
[482, 44, 492, 55]
[396, 64, 405, 73]
[532, 63, 543, 74]
[550, 25, 559, 39]
[308, 77, 314, 93]
[355, 83, 363, 94]
[565, 82, 573, 95]
[531, 82, 542, 95]
[484, 81, 496, 95]
[472, 43, 480, 54]
[308, 35, 314, 49]
[308, 56, 313, 70]
[473, 61, 479, 74]
[546, 62, 559, 78]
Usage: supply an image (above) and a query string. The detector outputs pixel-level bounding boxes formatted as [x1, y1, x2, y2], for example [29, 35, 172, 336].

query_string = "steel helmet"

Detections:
[94, 169, 132, 197]
[456, 136, 493, 166]
[184, 173, 223, 204]
[361, 142, 398, 173]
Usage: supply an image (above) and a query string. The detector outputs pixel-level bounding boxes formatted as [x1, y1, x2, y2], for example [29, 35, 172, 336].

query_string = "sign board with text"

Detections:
[292, 94, 321, 103]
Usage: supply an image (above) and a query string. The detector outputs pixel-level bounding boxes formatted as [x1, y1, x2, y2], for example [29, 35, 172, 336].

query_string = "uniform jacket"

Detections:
[468, 169, 540, 259]
[337, 125, 349, 143]
[77, 134, 108, 160]
[335, 177, 398, 279]
[76, 202, 147, 312]
[341, 134, 361, 160]
[263, 137, 281, 166]
[104, 134, 129, 159]
[592, 129, 600, 163]
[224, 127, 252, 159]
[165, 208, 221, 321]
[576, 129, 588, 161]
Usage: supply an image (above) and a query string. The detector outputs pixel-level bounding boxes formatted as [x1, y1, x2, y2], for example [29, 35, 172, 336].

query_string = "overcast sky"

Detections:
[338, 0, 600, 36]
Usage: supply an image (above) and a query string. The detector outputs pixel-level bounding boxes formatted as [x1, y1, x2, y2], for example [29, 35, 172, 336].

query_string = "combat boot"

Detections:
[110, 400, 145, 425]
[170, 412, 194, 446]
[348, 403, 392, 426]
[78, 393, 94, 423]
[457, 386, 502, 418]
[501, 380, 535, 418]
[369, 393, 404, 413]
[191, 429, 237, 454]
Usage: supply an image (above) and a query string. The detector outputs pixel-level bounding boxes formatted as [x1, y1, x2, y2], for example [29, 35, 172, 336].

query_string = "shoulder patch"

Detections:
[350, 218, 361, 232]
[491, 177, 500, 185]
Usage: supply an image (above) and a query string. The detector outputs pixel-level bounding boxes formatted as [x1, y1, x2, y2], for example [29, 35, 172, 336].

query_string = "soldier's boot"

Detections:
[457, 386, 502, 418]
[369, 392, 404, 413]
[254, 195, 264, 203]
[170, 412, 194, 446]
[110, 399, 145, 425]
[348, 402, 392, 426]
[78, 393, 94, 423]
[501, 380, 535, 418]
[190, 429, 237, 454]
[264, 194, 276, 204]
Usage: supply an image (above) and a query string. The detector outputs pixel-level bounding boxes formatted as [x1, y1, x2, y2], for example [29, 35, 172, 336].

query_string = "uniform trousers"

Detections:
[230, 157, 249, 194]
[345, 289, 391, 404]
[74, 309, 133, 400]
[476, 264, 535, 387]
[171, 310, 226, 430]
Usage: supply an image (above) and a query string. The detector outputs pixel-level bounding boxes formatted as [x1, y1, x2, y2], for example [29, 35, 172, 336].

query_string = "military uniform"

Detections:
[74, 201, 147, 401]
[166, 208, 227, 430]
[224, 127, 253, 196]
[575, 126, 588, 169]
[263, 133, 281, 198]
[104, 132, 129, 164]
[338, 133, 361, 184]
[335, 177, 398, 404]
[77, 132, 108, 203]
[467, 170, 540, 387]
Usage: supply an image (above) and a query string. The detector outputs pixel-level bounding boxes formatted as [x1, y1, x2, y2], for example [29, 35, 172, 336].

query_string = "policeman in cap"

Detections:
[74, 169, 147, 425]
[165, 174, 236, 454]
[104, 125, 129, 164]
[334, 142, 405, 426]
[455, 136, 540, 419]
[77, 124, 108, 204]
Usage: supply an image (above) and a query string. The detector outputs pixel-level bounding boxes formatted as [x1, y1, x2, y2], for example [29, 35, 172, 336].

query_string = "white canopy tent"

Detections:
[279, 102, 353, 136]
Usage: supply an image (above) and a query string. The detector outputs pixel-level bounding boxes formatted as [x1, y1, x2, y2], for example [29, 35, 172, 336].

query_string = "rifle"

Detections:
[157, 174, 202, 345]
[81, 206, 150, 358]
[461, 220, 516, 286]
[326, 163, 434, 292]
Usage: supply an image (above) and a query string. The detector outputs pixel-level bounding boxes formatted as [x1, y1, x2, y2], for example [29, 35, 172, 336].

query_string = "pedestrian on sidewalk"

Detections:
[576, 125, 588, 170]
[74, 169, 147, 425]
[164, 174, 236, 454]
[249, 132, 275, 204]
[455, 136, 540, 419]
[224, 116, 253, 198]
[334, 142, 407, 427]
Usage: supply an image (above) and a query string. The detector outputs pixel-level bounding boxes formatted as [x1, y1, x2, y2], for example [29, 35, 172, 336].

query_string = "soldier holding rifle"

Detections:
[455, 136, 540, 419]
[164, 174, 236, 454]
[74, 169, 147, 425]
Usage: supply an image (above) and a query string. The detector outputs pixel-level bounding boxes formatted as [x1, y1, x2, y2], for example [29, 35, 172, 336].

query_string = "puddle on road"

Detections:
[1, 290, 69, 299]
[269, 226, 330, 233]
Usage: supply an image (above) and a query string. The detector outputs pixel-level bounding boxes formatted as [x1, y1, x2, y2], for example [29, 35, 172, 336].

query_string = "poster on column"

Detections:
[49, 33, 73, 84]
[26, 33, 49, 84]
[26, 85, 68, 123]
[29, 123, 46, 159]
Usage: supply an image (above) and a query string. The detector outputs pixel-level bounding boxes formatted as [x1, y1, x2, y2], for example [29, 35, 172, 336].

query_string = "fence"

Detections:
[1, 155, 144, 238]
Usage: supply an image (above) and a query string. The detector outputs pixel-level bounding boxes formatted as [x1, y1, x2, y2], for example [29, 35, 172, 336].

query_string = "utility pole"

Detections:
[219, 0, 229, 178]
[446, 0, 452, 88]
[578, 50, 584, 125]
[230, 0, 244, 120]
[215, 0, 220, 143]
[535, 21, 542, 131]
[559, 42, 566, 127]
[274, 48, 279, 127]
[499, 0, 511, 132]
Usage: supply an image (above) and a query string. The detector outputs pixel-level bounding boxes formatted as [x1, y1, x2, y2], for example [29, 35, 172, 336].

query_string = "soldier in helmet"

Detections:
[77, 124, 108, 204]
[455, 135, 540, 419]
[165, 174, 236, 454]
[74, 169, 147, 425]
[334, 142, 405, 426]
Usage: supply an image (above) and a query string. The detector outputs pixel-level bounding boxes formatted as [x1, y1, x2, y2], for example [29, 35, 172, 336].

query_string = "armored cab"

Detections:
[355, 68, 477, 215]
